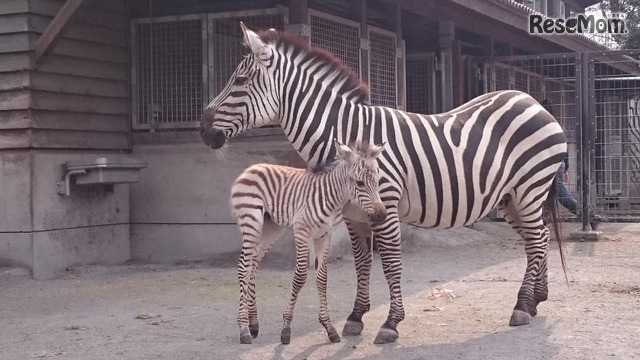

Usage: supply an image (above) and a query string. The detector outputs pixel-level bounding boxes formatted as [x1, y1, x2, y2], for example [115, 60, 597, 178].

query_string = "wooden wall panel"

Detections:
[26, 0, 129, 150]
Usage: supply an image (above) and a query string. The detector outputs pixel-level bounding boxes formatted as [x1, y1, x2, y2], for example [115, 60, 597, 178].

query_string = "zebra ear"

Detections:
[367, 141, 387, 159]
[240, 22, 272, 61]
[334, 138, 357, 164]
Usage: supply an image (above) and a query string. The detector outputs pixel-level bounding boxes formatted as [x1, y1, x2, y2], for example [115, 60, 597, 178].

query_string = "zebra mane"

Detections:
[257, 29, 370, 103]
[307, 140, 378, 174]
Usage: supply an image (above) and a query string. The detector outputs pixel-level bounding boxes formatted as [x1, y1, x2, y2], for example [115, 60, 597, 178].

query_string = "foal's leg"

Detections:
[313, 231, 340, 343]
[341, 218, 373, 336]
[246, 218, 285, 339]
[281, 226, 311, 344]
[236, 209, 264, 344]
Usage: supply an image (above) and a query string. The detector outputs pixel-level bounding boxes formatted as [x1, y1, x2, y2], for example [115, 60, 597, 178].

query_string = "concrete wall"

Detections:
[0, 152, 33, 268]
[129, 132, 353, 267]
[0, 150, 132, 279]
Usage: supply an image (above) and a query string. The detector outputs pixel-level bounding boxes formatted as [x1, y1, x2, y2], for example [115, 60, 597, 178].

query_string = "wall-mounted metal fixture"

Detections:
[57, 157, 147, 196]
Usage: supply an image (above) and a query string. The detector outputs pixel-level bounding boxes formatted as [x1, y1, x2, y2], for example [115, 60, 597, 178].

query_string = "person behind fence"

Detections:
[541, 99, 601, 230]
[556, 154, 579, 215]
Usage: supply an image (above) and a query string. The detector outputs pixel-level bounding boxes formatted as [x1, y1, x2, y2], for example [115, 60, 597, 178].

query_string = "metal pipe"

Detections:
[61, 170, 87, 196]
[580, 52, 591, 231]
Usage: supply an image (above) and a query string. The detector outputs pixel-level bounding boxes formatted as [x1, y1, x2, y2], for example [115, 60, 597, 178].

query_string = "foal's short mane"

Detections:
[308, 140, 378, 174]
[257, 29, 370, 102]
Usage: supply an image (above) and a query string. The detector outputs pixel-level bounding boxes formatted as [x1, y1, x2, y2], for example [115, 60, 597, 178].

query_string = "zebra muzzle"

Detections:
[369, 203, 387, 225]
[201, 128, 227, 149]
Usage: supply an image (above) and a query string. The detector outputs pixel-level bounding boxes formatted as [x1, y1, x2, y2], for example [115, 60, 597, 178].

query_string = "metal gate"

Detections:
[483, 50, 640, 225]
[589, 50, 640, 221]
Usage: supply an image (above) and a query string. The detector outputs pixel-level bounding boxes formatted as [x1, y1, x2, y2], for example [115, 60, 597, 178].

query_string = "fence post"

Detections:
[580, 52, 592, 231]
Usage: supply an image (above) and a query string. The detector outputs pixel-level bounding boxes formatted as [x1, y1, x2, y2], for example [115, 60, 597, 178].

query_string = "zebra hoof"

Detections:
[529, 306, 538, 317]
[509, 310, 532, 326]
[328, 331, 341, 343]
[373, 328, 398, 344]
[240, 329, 252, 344]
[249, 325, 259, 338]
[342, 320, 364, 336]
[281, 327, 291, 345]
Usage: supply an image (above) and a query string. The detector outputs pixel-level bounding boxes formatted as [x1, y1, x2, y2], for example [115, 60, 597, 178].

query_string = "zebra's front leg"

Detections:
[313, 231, 341, 343]
[372, 207, 405, 344]
[341, 217, 373, 336]
[281, 228, 311, 345]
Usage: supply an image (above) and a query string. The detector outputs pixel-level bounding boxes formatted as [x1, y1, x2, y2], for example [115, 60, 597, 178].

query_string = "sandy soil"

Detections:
[1, 222, 639, 360]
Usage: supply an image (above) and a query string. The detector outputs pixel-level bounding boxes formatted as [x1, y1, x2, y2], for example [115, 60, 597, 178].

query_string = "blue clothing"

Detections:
[555, 160, 578, 214]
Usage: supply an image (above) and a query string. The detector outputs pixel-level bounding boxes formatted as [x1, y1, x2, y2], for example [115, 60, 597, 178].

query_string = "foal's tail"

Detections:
[544, 175, 569, 286]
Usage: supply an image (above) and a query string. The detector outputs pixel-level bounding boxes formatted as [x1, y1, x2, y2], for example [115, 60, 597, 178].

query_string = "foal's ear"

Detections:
[367, 141, 387, 159]
[240, 22, 272, 62]
[334, 138, 357, 164]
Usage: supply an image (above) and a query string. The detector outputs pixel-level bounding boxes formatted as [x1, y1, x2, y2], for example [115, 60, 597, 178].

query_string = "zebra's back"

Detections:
[389, 90, 567, 228]
[230, 163, 310, 228]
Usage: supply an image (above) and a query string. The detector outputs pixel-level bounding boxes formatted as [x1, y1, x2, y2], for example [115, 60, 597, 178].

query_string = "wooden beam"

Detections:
[289, 0, 308, 24]
[352, 0, 369, 90]
[452, 40, 464, 107]
[390, 1, 406, 110]
[483, 34, 494, 58]
[33, 0, 87, 64]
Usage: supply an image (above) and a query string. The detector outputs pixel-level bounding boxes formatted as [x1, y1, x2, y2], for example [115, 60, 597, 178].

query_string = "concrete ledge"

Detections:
[569, 230, 603, 242]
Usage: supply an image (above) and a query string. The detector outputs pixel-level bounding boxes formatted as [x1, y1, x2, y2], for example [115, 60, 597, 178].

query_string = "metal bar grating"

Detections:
[133, 18, 204, 127]
[309, 11, 360, 79]
[369, 29, 397, 107]
[406, 55, 431, 114]
[210, 11, 286, 96]
[592, 52, 640, 218]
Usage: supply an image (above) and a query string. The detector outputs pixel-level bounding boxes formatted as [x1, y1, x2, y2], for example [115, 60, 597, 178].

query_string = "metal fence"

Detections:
[131, 15, 208, 129]
[131, 7, 403, 129]
[482, 50, 640, 225]
[590, 51, 640, 220]
[406, 53, 439, 114]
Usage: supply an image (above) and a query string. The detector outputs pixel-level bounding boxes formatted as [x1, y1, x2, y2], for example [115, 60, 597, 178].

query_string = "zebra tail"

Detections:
[545, 175, 569, 286]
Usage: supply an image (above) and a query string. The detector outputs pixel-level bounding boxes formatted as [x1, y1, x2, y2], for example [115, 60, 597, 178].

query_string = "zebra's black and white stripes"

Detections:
[203, 23, 568, 344]
[231, 139, 387, 344]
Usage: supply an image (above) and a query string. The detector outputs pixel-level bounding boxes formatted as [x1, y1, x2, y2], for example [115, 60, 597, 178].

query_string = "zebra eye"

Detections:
[356, 180, 365, 187]
[234, 75, 249, 86]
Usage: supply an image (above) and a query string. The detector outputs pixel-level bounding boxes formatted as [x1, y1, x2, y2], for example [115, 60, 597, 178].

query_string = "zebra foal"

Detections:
[231, 140, 387, 345]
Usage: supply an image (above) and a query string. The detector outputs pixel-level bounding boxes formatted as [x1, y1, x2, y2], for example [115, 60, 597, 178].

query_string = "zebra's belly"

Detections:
[397, 183, 503, 229]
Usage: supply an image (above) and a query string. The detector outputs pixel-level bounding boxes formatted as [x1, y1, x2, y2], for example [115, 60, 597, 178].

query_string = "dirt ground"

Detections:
[1, 222, 639, 360]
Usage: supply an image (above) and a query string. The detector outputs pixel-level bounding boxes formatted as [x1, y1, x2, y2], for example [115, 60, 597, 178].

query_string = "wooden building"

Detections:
[0, 0, 606, 279]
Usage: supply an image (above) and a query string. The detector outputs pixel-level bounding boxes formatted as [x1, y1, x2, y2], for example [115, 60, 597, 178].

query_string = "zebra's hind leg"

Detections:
[236, 209, 265, 344]
[499, 197, 549, 326]
[247, 216, 285, 339]
[313, 231, 340, 343]
[341, 218, 373, 337]
[281, 226, 311, 345]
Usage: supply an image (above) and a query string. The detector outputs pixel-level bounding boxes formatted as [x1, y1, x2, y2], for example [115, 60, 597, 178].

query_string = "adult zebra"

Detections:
[200, 23, 568, 344]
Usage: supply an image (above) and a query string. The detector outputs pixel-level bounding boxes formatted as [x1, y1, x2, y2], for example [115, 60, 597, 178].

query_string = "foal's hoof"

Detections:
[342, 320, 364, 336]
[328, 331, 341, 343]
[249, 325, 259, 338]
[281, 327, 291, 345]
[373, 328, 398, 344]
[240, 330, 252, 344]
[509, 310, 532, 326]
